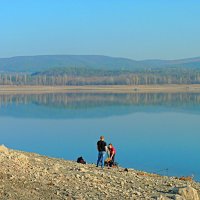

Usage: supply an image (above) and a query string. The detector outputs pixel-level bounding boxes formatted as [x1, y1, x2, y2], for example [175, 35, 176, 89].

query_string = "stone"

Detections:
[132, 191, 141, 196]
[79, 168, 88, 172]
[120, 181, 125, 187]
[0, 145, 8, 153]
[156, 195, 171, 200]
[173, 194, 186, 200]
[173, 186, 199, 200]
[75, 174, 80, 179]
[53, 164, 60, 171]
[35, 158, 41, 162]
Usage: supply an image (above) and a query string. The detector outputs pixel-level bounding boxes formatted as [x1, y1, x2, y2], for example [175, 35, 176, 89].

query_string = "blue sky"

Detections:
[0, 0, 200, 59]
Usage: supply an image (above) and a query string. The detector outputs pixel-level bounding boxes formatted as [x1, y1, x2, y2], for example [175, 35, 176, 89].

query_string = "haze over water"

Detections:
[0, 92, 200, 180]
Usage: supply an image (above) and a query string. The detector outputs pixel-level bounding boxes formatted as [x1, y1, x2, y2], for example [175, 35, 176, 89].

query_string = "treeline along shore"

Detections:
[0, 145, 200, 200]
[1, 66, 200, 86]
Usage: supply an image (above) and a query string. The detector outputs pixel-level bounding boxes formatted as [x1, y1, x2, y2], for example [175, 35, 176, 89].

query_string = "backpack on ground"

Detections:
[77, 156, 86, 164]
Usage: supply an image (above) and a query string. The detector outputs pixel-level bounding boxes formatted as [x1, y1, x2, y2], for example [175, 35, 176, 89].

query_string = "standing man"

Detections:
[96, 136, 107, 168]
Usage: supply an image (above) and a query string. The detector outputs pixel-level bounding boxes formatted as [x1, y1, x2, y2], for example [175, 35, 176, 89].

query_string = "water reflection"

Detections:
[0, 93, 200, 118]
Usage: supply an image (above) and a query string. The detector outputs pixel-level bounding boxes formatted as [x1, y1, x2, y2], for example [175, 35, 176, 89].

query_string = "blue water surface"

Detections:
[0, 93, 200, 180]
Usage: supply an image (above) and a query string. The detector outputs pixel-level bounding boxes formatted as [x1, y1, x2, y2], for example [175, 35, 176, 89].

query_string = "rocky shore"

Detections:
[0, 145, 199, 200]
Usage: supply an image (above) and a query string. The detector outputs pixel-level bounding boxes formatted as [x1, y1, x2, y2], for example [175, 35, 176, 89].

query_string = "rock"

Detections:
[53, 164, 61, 171]
[75, 174, 80, 179]
[124, 168, 129, 172]
[156, 195, 171, 200]
[0, 145, 8, 153]
[120, 181, 125, 187]
[173, 186, 199, 200]
[132, 191, 141, 196]
[79, 168, 88, 172]
[173, 194, 186, 200]
[35, 158, 41, 162]
[13, 154, 29, 167]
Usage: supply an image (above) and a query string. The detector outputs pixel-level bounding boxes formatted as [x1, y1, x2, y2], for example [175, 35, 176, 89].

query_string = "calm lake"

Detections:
[0, 92, 200, 180]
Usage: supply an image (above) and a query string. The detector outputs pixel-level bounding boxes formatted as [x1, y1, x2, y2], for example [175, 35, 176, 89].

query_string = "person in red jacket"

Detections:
[108, 143, 116, 167]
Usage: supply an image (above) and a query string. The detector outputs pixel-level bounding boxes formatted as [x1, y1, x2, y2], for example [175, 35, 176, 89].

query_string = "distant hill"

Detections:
[0, 55, 200, 73]
[0, 55, 141, 73]
[140, 57, 200, 68]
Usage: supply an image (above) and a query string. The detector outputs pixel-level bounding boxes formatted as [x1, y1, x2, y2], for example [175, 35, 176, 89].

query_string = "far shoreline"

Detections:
[0, 84, 200, 94]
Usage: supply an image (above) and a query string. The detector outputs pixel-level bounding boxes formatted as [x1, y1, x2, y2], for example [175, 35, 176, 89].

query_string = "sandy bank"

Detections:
[0, 84, 200, 94]
[0, 145, 199, 199]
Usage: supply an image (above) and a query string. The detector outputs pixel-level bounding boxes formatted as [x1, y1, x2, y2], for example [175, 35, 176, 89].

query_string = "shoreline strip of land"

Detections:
[0, 84, 200, 94]
[0, 145, 199, 200]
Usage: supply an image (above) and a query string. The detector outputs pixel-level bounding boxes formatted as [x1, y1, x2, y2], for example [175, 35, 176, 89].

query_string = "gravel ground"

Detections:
[0, 145, 199, 200]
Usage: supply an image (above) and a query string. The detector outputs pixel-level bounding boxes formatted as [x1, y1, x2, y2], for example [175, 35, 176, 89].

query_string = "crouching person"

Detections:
[108, 143, 116, 167]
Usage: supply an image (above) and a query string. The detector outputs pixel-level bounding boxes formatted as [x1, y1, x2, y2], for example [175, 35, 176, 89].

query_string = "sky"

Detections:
[0, 0, 200, 60]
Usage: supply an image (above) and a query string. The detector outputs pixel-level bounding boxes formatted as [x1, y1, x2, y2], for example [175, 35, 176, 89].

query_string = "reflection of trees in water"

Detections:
[0, 93, 200, 109]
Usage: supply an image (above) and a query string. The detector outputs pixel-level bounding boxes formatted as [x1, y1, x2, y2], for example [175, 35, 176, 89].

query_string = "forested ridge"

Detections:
[0, 55, 200, 85]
